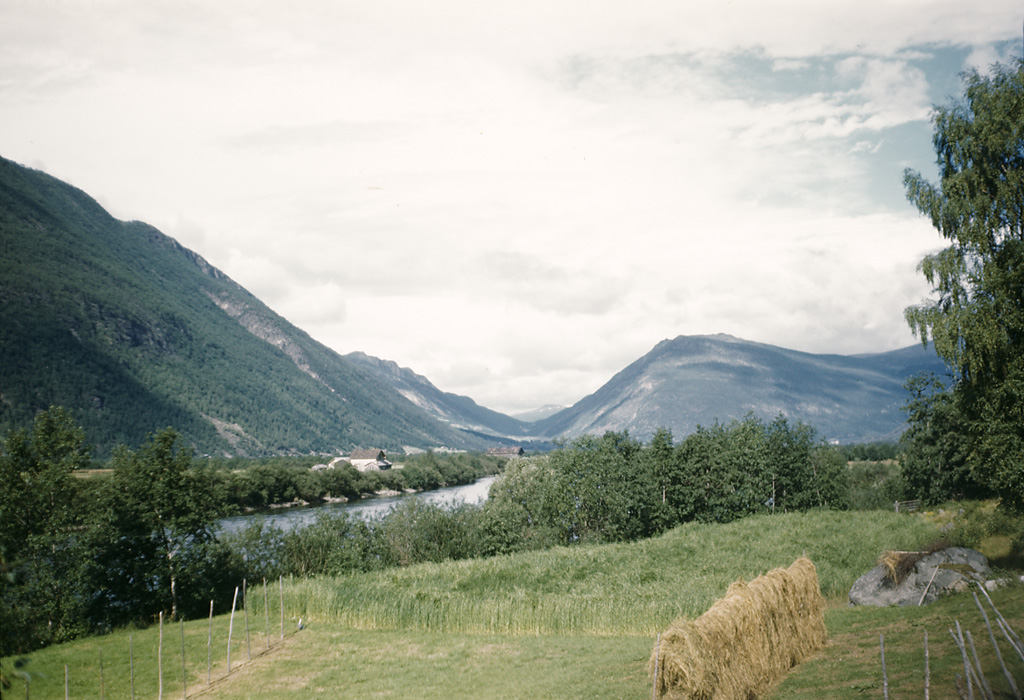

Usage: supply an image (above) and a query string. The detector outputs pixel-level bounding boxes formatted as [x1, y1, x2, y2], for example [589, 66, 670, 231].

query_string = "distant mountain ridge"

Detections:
[529, 334, 949, 443]
[343, 351, 538, 440]
[0, 156, 947, 453]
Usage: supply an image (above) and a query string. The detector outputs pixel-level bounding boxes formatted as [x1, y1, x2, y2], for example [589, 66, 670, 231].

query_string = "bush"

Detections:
[847, 460, 906, 510]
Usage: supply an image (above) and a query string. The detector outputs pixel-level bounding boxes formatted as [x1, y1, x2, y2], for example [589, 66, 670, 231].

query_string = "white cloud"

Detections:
[1, 0, 1020, 413]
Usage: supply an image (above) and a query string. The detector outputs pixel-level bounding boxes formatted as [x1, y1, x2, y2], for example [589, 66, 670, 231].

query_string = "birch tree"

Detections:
[903, 60, 1024, 509]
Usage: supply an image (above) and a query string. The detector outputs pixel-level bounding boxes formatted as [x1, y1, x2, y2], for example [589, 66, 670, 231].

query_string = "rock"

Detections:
[849, 547, 990, 607]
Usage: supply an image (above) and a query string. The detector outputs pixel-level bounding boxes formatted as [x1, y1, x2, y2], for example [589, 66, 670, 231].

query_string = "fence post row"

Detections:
[20, 578, 292, 700]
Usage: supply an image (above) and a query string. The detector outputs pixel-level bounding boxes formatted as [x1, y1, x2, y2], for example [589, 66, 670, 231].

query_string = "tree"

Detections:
[92, 428, 223, 622]
[766, 416, 816, 511]
[0, 407, 93, 653]
[903, 59, 1024, 509]
[899, 373, 981, 504]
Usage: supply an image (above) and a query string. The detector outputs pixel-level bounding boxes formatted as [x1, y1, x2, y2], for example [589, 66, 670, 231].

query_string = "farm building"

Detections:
[349, 448, 393, 471]
[486, 446, 524, 458]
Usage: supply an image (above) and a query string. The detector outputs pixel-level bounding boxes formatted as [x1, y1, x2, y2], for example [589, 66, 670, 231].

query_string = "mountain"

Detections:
[0, 157, 949, 455]
[343, 351, 542, 443]
[512, 405, 566, 423]
[0, 156, 487, 456]
[532, 334, 950, 443]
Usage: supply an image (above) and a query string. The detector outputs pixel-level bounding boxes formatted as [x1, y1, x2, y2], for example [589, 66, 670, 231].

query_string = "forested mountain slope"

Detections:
[0, 157, 485, 455]
[534, 334, 949, 443]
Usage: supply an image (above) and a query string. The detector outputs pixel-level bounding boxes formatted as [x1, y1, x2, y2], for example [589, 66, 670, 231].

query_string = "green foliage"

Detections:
[833, 442, 899, 461]
[0, 407, 93, 654]
[846, 460, 906, 511]
[479, 419, 846, 551]
[899, 372, 982, 504]
[87, 428, 227, 624]
[933, 501, 1024, 566]
[666, 415, 848, 524]
[903, 60, 1024, 509]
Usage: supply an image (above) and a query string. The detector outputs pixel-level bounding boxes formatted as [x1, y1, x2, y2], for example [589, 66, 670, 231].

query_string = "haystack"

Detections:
[649, 557, 826, 700]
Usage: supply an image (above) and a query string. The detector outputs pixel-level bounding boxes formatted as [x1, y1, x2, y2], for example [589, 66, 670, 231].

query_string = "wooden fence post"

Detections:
[244, 578, 251, 661]
[158, 611, 164, 700]
[279, 575, 284, 640]
[130, 633, 135, 700]
[207, 601, 213, 685]
[180, 617, 187, 700]
[880, 634, 888, 700]
[227, 586, 239, 673]
[924, 630, 929, 700]
[263, 578, 270, 649]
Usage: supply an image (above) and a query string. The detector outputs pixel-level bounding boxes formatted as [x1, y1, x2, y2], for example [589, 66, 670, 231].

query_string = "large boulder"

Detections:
[849, 547, 990, 607]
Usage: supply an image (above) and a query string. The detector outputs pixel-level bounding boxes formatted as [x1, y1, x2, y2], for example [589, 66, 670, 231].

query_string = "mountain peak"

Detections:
[533, 335, 946, 443]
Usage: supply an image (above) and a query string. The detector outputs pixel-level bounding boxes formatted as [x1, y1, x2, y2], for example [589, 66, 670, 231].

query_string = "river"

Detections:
[218, 475, 497, 534]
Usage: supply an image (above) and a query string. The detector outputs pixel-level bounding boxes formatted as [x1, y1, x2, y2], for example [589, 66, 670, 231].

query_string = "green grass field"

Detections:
[5, 508, 1021, 700]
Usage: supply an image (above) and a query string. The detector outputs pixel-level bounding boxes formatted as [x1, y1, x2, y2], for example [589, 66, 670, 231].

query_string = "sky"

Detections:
[2, 2, 1022, 415]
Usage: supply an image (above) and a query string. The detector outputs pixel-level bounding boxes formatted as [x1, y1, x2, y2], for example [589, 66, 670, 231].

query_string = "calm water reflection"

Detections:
[218, 475, 496, 534]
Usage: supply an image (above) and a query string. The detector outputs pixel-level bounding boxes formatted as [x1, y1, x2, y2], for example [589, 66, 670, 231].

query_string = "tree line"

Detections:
[0, 408, 502, 655]
[220, 414, 854, 585]
[0, 397, 1005, 658]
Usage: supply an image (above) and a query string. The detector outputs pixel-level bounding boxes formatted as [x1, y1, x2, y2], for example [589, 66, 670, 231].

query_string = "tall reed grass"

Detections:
[245, 509, 940, 637]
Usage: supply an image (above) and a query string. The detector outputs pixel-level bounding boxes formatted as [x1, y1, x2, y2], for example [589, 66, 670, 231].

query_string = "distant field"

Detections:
[7, 508, 1021, 700]
[71, 468, 113, 479]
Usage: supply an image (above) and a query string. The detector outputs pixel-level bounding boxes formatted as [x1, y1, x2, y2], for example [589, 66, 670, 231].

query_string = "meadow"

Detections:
[4, 508, 1021, 700]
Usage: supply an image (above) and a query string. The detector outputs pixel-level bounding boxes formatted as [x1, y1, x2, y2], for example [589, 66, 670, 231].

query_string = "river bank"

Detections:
[218, 475, 497, 534]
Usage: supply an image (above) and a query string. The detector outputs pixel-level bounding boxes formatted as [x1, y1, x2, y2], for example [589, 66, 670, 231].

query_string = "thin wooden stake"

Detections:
[966, 630, 994, 700]
[974, 591, 1021, 700]
[227, 586, 239, 674]
[924, 630, 930, 700]
[652, 633, 661, 700]
[880, 634, 889, 700]
[999, 617, 1024, 666]
[974, 581, 1024, 650]
[243, 578, 251, 661]
[180, 617, 187, 700]
[263, 578, 270, 649]
[99, 648, 105, 700]
[64, 665, 68, 700]
[207, 601, 213, 685]
[952, 623, 975, 700]
[159, 611, 164, 700]
[130, 633, 135, 700]
[918, 564, 941, 606]
[279, 575, 284, 640]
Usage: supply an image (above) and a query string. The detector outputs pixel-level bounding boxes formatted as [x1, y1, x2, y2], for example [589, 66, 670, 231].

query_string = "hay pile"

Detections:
[649, 557, 826, 700]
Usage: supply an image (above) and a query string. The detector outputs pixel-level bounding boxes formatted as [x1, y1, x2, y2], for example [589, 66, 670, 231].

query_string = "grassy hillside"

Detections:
[278, 509, 942, 636]
[4, 509, 976, 700]
[0, 156, 482, 455]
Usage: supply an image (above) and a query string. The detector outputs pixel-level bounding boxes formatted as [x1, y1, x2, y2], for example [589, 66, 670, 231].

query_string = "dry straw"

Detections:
[649, 557, 826, 700]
